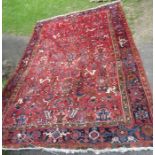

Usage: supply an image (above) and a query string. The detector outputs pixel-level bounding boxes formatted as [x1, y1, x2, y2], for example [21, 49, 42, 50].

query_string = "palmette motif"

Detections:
[3, 2, 152, 149]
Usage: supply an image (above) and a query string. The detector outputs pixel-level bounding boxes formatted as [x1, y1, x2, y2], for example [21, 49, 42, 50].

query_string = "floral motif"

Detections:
[140, 125, 153, 140]
[96, 108, 111, 121]
[16, 115, 27, 125]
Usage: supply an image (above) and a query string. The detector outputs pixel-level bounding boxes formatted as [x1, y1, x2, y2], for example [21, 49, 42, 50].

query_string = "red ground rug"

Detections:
[3, 1, 153, 151]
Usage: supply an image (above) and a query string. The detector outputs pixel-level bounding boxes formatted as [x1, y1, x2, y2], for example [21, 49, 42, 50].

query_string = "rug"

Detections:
[2, 0, 153, 152]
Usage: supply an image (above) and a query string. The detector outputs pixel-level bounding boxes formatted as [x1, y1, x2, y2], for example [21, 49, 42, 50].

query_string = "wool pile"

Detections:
[3, 1, 152, 151]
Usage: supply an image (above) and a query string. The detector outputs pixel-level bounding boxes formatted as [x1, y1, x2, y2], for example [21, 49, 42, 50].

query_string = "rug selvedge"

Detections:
[3, 1, 152, 149]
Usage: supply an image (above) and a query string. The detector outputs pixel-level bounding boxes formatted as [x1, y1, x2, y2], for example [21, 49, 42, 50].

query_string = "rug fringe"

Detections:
[2, 147, 153, 154]
[37, 0, 121, 23]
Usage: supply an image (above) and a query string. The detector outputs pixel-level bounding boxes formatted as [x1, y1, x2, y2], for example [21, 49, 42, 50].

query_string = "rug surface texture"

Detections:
[3, 1, 152, 150]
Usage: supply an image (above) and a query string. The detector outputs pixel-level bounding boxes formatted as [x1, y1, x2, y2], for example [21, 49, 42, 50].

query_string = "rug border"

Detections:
[117, 2, 153, 118]
[2, 23, 43, 118]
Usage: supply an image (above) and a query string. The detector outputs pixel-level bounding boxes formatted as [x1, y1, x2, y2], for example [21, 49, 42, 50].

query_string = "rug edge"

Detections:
[117, 2, 153, 117]
[37, 0, 121, 23]
[2, 147, 153, 154]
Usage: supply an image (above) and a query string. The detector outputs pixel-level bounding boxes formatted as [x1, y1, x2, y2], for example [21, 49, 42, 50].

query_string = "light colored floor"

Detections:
[2, 149, 153, 155]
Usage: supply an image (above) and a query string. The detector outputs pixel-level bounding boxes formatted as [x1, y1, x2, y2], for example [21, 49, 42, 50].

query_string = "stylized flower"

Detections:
[140, 124, 153, 140]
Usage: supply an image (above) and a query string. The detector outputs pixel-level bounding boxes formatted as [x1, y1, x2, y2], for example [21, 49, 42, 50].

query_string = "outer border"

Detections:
[117, 2, 153, 117]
